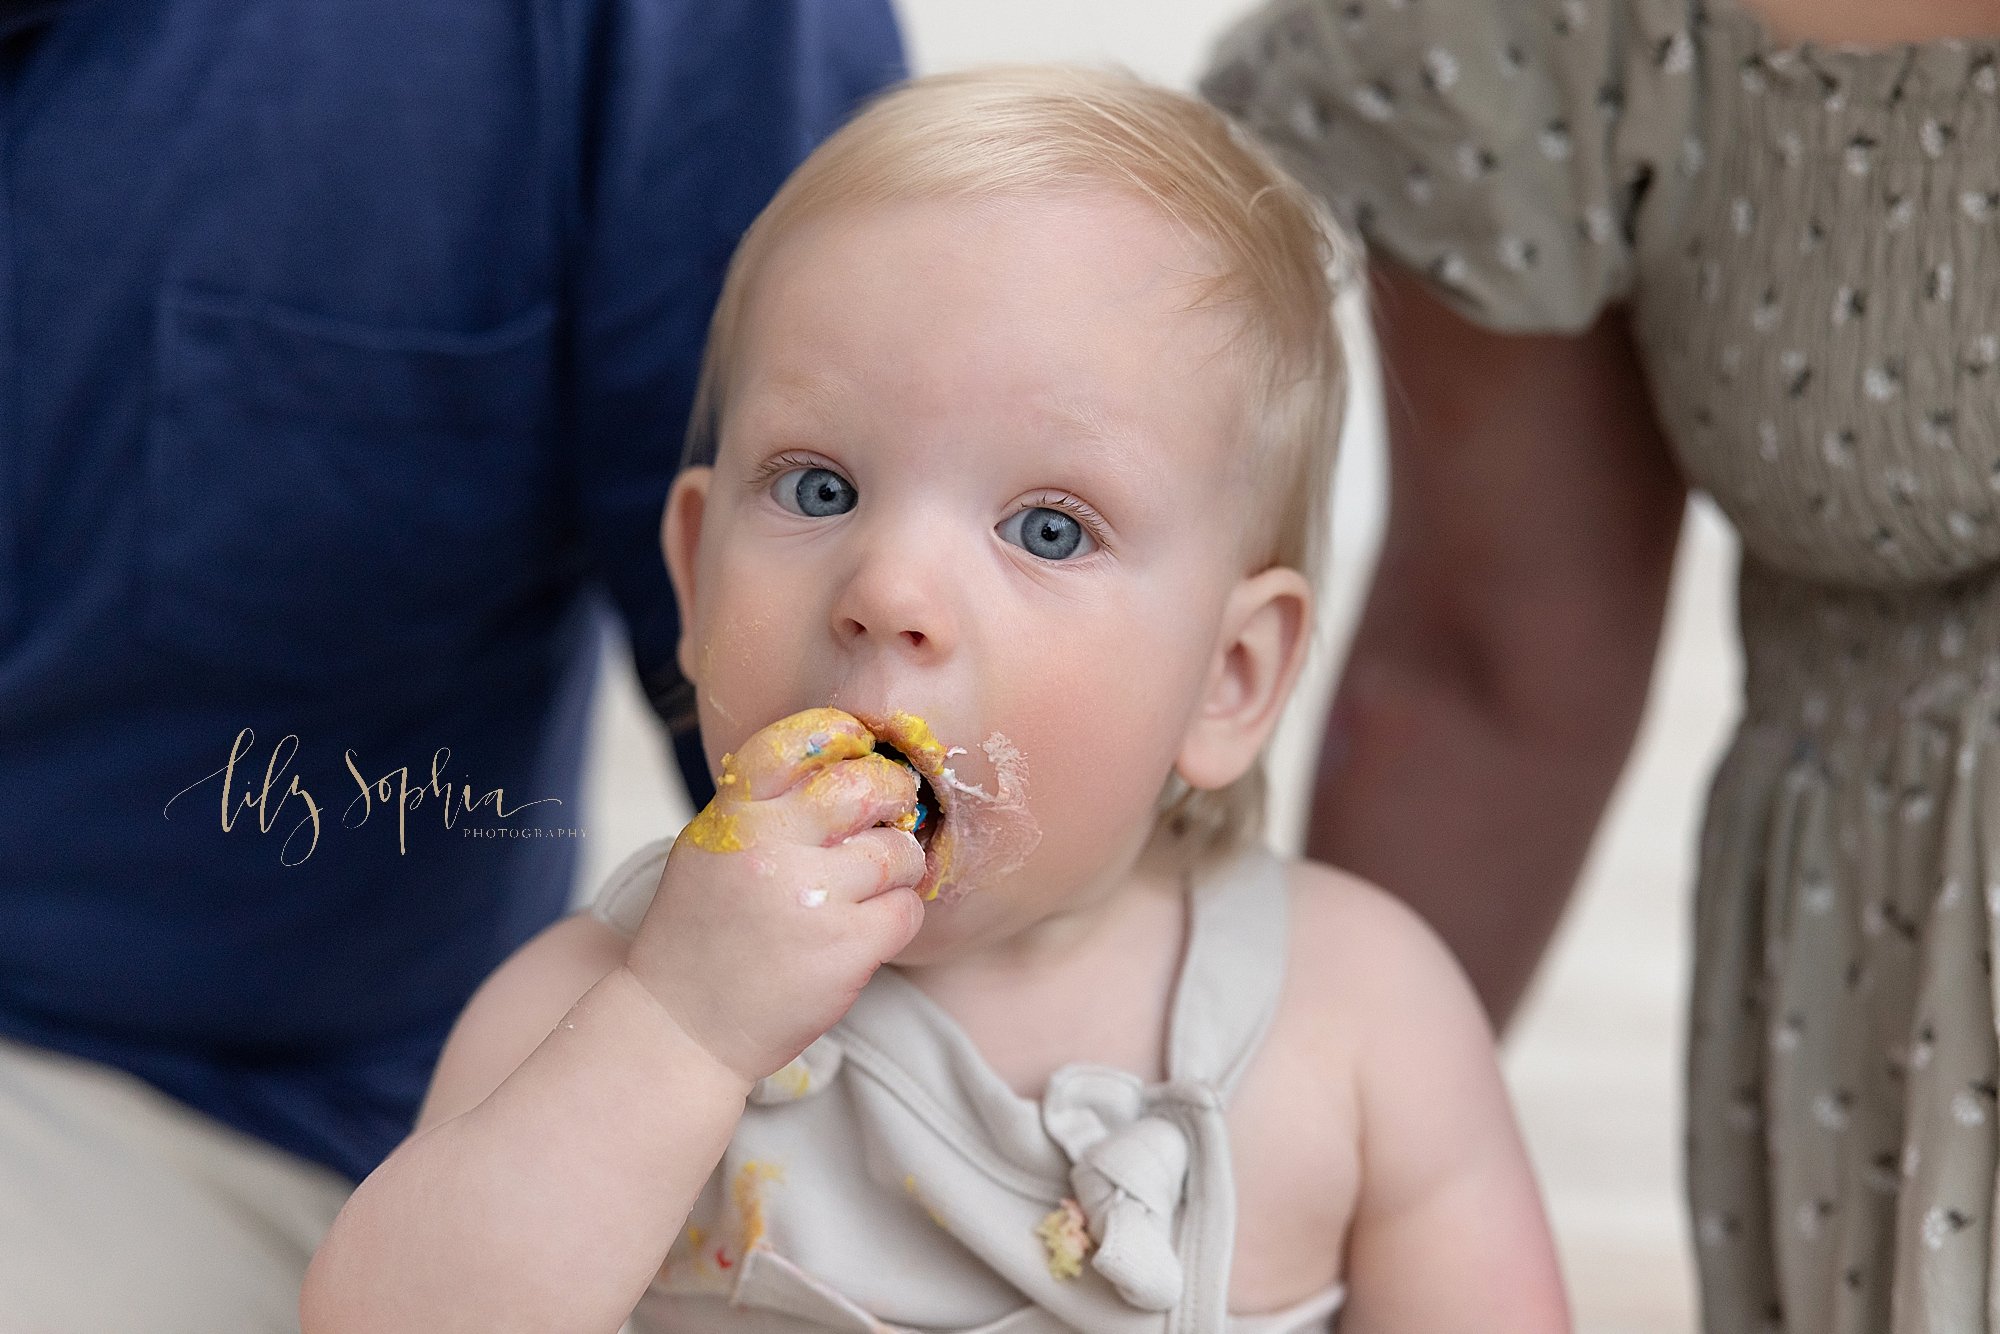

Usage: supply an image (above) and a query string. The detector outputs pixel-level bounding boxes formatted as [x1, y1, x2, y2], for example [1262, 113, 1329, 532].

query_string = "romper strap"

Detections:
[1165, 841, 1291, 1099]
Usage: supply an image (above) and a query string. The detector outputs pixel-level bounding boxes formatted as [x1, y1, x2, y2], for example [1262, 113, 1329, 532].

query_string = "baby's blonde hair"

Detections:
[677, 65, 1354, 858]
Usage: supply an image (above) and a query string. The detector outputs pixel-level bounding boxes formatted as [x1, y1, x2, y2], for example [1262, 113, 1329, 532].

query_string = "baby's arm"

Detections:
[1325, 876, 1571, 1333]
[298, 913, 753, 1333]
[300, 709, 927, 1334]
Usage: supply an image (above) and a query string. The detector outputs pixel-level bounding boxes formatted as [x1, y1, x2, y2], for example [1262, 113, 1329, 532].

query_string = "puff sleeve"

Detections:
[1202, 0, 1701, 333]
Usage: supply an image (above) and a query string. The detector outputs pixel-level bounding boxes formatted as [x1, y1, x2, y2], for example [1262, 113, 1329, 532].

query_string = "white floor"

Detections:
[567, 6, 1750, 1329]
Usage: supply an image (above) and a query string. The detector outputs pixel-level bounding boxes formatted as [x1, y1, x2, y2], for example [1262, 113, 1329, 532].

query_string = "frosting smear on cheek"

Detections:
[868, 711, 1040, 905]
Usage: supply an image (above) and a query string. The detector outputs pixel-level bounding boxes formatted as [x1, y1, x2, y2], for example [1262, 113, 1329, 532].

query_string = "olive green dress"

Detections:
[1203, 2, 2000, 1330]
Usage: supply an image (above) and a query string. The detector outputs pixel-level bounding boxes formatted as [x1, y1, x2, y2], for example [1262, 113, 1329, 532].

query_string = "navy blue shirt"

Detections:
[0, 0, 903, 1183]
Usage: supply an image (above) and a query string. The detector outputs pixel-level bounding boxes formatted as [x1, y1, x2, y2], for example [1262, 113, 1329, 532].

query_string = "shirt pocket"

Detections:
[141, 287, 557, 683]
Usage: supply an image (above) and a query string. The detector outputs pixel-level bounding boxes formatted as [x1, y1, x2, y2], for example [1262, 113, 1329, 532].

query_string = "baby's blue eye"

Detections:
[772, 466, 856, 518]
[999, 506, 1094, 561]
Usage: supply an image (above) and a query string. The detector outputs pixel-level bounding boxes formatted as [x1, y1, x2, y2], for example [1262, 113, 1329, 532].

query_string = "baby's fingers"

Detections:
[809, 828, 927, 960]
[791, 754, 919, 845]
[820, 826, 927, 902]
[726, 708, 876, 801]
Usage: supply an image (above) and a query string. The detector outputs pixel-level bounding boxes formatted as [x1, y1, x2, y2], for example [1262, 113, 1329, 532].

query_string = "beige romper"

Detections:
[589, 836, 1346, 1333]
[1204, 1, 2000, 1329]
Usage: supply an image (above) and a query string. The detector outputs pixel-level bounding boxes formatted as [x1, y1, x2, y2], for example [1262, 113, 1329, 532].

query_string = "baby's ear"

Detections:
[1174, 566, 1313, 791]
[661, 467, 714, 686]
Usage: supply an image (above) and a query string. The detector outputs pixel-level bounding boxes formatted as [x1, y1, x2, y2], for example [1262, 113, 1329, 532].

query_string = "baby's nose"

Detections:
[828, 541, 956, 656]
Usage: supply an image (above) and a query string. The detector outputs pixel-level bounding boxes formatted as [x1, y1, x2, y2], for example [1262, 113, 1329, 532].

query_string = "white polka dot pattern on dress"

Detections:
[1199, 3, 2000, 1324]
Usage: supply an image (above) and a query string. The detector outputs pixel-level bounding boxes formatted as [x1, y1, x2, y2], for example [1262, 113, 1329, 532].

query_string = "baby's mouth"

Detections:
[872, 741, 943, 850]
[852, 709, 958, 900]
[845, 706, 1038, 905]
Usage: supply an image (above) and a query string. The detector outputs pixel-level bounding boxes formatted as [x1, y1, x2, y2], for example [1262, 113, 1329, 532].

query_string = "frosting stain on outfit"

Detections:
[591, 837, 1347, 1333]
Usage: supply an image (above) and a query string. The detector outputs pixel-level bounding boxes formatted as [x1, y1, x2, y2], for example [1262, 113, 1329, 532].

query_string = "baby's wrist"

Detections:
[604, 965, 758, 1102]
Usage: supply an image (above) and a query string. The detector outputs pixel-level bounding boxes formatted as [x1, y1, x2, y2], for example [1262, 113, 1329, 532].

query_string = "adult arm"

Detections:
[1306, 258, 1686, 1028]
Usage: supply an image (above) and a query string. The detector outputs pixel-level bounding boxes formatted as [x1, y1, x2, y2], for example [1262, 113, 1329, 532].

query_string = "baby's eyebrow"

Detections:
[1035, 393, 1150, 484]
[746, 369, 854, 431]
[1039, 392, 1116, 443]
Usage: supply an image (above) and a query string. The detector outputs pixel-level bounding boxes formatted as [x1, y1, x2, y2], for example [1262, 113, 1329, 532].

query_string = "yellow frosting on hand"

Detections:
[673, 708, 941, 864]
[676, 751, 748, 853]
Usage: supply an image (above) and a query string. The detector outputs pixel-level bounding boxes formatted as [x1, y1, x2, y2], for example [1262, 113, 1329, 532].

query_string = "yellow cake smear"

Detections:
[746, 708, 873, 770]
[677, 795, 744, 853]
[920, 839, 954, 902]
[1036, 1198, 1092, 1280]
[676, 708, 948, 875]
[769, 1058, 813, 1099]
[657, 1222, 707, 1281]
[903, 1173, 948, 1229]
[732, 1160, 785, 1254]
[676, 711, 874, 855]
[878, 710, 945, 769]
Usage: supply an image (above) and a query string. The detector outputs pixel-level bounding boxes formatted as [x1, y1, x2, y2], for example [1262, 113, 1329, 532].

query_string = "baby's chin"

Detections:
[885, 891, 1013, 969]
[886, 905, 977, 969]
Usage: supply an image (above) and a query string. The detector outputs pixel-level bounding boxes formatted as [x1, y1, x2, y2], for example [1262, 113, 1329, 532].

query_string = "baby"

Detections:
[302, 67, 1570, 1334]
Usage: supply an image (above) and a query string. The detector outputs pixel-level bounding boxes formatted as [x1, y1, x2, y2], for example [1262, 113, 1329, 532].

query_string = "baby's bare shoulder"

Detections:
[1278, 858, 1490, 1042]
[1259, 863, 1569, 1327]
[1264, 858, 1505, 1145]
[1275, 860, 1528, 1193]
[1233, 860, 1474, 1163]
[1226, 860, 1492, 1292]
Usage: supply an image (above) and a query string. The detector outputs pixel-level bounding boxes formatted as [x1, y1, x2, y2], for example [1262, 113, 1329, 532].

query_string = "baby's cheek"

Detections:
[704, 561, 810, 657]
[1019, 708, 1170, 833]
[691, 590, 796, 721]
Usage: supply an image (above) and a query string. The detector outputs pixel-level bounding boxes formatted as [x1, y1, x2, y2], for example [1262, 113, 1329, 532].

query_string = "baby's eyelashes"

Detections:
[770, 464, 857, 518]
[752, 456, 1107, 564]
[998, 505, 1097, 561]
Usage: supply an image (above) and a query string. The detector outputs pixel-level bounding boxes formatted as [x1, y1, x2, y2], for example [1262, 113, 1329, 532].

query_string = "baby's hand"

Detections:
[625, 707, 926, 1086]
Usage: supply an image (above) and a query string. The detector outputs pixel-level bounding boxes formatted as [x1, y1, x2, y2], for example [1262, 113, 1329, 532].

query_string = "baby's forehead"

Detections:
[753, 189, 1233, 317]
[736, 194, 1252, 402]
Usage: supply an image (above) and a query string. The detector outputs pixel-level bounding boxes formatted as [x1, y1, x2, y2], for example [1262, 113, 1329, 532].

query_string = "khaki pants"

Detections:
[0, 1035, 355, 1334]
